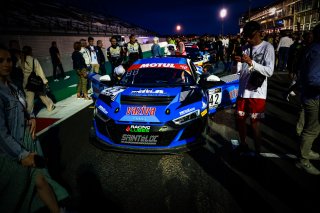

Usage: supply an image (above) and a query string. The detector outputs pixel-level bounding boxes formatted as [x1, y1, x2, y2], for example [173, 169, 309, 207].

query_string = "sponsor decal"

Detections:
[201, 109, 208, 117]
[125, 69, 139, 77]
[229, 89, 238, 99]
[179, 65, 188, 70]
[208, 87, 222, 109]
[131, 89, 164, 94]
[128, 63, 191, 71]
[179, 107, 196, 116]
[97, 105, 108, 115]
[131, 117, 147, 121]
[121, 134, 159, 145]
[126, 105, 156, 116]
[141, 63, 174, 68]
[102, 87, 125, 101]
[126, 125, 151, 133]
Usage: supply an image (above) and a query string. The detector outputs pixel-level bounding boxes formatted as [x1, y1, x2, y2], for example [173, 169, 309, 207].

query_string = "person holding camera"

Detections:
[234, 21, 275, 155]
[0, 45, 68, 212]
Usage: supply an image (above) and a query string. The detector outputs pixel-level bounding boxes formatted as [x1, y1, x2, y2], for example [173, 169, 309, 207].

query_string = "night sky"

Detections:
[56, 0, 276, 35]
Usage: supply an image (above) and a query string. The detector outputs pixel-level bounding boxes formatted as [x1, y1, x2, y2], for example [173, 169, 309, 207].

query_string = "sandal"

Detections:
[83, 94, 92, 100]
[48, 105, 56, 112]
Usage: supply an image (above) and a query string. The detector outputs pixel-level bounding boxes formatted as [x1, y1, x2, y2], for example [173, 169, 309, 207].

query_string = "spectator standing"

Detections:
[175, 37, 186, 56]
[123, 34, 143, 67]
[295, 24, 320, 175]
[276, 32, 293, 72]
[0, 45, 68, 213]
[80, 38, 93, 93]
[151, 37, 162, 57]
[21, 46, 55, 114]
[234, 21, 275, 154]
[287, 34, 303, 83]
[87, 37, 100, 73]
[96, 40, 107, 75]
[72, 42, 90, 100]
[49, 41, 69, 82]
[166, 36, 175, 45]
[79, 39, 91, 70]
[164, 36, 176, 56]
[107, 36, 125, 78]
[214, 36, 226, 69]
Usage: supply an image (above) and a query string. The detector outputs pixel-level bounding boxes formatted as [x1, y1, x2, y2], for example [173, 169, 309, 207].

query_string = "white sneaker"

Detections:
[289, 91, 296, 96]
[64, 76, 70, 80]
[54, 79, 59, 82]
[286, 94, 290, 102]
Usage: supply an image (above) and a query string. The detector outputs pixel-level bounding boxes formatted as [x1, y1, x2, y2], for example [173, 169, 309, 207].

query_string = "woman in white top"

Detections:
[21, 46, 55, 113]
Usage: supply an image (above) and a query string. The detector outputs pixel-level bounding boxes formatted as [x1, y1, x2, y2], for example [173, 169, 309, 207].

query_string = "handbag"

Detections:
[25, 59, 44, 92]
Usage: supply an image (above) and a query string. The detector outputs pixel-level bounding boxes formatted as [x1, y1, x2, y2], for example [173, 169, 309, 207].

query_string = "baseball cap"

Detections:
[243, 21, 261, 38]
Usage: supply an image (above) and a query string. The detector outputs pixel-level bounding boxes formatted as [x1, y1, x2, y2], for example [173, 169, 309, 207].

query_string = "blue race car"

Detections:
[91, 57, 239, 153]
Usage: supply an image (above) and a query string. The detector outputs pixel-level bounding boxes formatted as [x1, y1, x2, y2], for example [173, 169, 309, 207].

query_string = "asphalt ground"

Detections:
[39, 70, 320, 213]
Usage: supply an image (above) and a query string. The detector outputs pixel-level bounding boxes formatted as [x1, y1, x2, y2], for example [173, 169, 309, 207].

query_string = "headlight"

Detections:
[95, 105, 110, 122]
[173, 110, 200, 125]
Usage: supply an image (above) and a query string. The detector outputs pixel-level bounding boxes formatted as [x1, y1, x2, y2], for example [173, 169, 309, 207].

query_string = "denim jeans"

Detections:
[300, 98, 320, 159]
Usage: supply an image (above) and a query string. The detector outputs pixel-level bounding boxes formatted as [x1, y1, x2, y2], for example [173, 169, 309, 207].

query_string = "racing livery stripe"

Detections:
[128, 63, 191, 71]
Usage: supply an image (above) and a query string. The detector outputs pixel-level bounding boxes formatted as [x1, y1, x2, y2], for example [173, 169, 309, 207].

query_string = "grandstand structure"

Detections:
[0, 0, 156, 37]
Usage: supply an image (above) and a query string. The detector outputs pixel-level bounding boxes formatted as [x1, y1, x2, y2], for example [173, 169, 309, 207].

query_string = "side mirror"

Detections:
[206, 75, 220, 82]
[100, 75, 111, 82]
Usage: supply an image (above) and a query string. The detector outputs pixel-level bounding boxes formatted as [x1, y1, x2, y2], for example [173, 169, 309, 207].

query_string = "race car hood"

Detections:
[96, 86, 207, 124]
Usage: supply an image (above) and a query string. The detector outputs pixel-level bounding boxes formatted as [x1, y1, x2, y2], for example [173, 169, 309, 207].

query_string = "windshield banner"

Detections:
[128, 63, 191, 72]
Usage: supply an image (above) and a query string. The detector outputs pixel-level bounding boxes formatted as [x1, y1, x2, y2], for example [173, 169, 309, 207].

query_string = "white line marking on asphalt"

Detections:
[229, 139, 297, 159]
[259, 153, 297, 159]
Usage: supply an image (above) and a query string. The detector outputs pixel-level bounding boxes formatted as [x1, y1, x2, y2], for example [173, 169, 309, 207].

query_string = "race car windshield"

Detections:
[118, 68, 195, 87]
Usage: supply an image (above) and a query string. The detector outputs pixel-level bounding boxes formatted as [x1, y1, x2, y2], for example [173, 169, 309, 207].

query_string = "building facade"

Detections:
[240, 0, 320, 33]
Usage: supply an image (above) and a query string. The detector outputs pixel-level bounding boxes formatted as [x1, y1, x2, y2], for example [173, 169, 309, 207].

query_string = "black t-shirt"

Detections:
[49, 46, 60, 63]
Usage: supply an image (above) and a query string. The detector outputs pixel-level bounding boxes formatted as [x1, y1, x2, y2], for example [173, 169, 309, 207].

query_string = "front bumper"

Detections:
[93, 113, 206, 153]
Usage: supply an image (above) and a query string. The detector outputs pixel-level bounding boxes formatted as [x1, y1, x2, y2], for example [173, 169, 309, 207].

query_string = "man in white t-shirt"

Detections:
[234, 21, 275, 154]
[87, 37, 100, 73]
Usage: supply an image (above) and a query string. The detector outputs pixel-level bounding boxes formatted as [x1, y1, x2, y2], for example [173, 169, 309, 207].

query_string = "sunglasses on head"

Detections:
[0, 57, 12, 63]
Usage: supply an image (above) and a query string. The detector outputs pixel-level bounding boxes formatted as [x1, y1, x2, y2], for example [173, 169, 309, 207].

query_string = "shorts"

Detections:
[236, 97, 266, 120]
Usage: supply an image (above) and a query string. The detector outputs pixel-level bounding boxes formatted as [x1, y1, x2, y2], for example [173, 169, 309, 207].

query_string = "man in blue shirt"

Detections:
[151, 37, 162, 57]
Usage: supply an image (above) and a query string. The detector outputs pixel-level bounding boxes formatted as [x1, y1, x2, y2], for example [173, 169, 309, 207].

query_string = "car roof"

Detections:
[133, 57, 188, 65]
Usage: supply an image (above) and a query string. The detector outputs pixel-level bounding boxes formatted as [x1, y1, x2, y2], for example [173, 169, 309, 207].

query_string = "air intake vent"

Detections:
[121, 95, 175, 105]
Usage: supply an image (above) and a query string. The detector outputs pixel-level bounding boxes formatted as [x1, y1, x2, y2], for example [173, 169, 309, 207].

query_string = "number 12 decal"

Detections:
[208, 88, 222, 109]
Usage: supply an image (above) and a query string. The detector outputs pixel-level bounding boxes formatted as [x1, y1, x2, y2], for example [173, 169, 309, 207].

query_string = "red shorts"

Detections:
[236, 97, 266, 120]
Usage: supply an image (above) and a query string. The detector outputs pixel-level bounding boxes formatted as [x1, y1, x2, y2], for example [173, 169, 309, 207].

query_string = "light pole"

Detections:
[220, 8, 227, 35]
